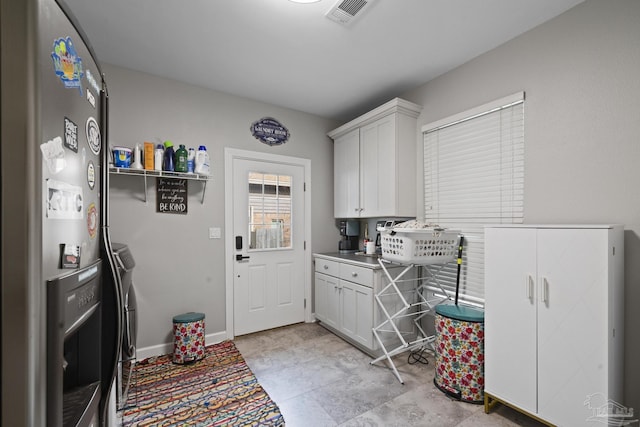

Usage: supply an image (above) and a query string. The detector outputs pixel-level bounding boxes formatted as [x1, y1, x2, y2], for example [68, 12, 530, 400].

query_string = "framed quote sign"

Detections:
[156, 178, 188, 214]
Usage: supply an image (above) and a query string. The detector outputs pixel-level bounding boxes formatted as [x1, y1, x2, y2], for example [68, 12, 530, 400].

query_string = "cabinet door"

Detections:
[536, 228, 609, 426]
[314, 272, 339, 329]
[484, 227, 537, 414]
[360, 115, 395, 217]
[339, 280, 373, 349]
[334, 128, 360, 217]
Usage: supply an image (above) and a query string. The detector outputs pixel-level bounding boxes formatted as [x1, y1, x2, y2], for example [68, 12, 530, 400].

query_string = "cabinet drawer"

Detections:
[315, 258, 339, 277]
[339, 263, 373, 287]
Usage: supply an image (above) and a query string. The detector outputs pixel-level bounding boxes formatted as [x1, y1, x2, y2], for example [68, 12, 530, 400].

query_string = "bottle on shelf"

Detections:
[144, 142, 154, 170]
[175, 144, 188, 173]
[131, 144, 143, 170]
[163, 140, 175, 172]
[194, 145, 210, 175]
[154, 144, 164, 171]
[187, 147, 196, 173]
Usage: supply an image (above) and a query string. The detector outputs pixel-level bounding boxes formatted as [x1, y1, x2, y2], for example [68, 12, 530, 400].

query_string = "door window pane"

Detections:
[248, 172, 292, 249]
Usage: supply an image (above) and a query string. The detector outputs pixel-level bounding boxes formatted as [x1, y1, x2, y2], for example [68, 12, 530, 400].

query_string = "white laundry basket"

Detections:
[380, 222, 460, 265]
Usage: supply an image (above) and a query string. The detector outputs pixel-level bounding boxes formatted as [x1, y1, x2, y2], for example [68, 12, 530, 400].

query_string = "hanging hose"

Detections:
[454, 235, 464, 306]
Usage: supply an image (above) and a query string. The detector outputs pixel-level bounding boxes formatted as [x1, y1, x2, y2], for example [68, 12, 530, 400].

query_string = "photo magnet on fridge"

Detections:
[60, 243, 81, 268]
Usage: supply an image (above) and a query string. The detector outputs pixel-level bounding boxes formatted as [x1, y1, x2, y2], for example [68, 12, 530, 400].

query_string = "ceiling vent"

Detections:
[325, 0, 376, 26]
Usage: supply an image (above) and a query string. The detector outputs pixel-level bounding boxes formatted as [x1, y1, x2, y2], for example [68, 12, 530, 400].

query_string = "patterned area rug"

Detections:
[122, 340, 285, 426]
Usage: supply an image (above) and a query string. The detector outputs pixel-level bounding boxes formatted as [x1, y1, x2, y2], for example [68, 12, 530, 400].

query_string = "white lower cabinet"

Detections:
[314, 270, 340, 331]
[314, 255, 414, 355]
[338, 278, 373, 349]
[484, 225, 624, 427]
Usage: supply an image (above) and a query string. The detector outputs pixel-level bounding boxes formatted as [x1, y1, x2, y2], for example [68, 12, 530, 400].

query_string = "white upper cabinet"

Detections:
[333, 128, 361, 218]
[329, 98, 422, 218]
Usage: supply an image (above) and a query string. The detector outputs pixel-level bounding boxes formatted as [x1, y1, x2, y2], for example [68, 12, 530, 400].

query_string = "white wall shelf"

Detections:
[108, 166, 211, 204]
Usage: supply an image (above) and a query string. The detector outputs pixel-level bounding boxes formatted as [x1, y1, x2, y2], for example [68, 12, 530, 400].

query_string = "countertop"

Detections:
[313, 252, 384, 269]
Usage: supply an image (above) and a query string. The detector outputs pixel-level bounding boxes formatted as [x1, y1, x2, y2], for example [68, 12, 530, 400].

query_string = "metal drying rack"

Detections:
[370, 227, 463, 384]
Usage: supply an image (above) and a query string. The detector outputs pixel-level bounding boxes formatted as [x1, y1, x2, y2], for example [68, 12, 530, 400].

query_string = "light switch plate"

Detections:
[209, 227, 221, 239]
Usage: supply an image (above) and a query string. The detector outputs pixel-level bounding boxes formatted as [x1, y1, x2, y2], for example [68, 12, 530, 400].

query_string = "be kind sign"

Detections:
[157, 178, 188, 214]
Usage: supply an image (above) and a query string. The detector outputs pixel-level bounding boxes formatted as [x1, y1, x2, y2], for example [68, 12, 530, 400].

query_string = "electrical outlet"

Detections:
[209, 227, 221, 239]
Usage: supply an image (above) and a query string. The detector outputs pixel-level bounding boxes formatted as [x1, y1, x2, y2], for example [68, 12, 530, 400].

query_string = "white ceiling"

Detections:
[63, 0, 584, 121]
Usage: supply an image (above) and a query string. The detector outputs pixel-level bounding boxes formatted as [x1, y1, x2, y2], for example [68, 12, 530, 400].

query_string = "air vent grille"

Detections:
[325, 0, 376, 26]
[339, 0, 367, 16]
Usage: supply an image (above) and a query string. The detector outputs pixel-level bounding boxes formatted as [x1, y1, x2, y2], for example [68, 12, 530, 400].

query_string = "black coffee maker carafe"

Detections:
[338, 220, 359, 253]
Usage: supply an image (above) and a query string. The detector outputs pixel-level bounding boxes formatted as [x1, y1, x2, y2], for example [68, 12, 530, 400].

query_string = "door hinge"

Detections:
[304, 182, 306, 192]
[304, 298, 307, 308]
[304, 241, 306, 250]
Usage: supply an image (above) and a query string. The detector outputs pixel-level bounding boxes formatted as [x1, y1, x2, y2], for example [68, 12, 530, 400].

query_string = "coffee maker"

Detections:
[338, 220, 359, 253]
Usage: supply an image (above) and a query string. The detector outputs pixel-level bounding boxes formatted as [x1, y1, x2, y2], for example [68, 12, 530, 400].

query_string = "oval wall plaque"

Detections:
[250, 117, 290, 146]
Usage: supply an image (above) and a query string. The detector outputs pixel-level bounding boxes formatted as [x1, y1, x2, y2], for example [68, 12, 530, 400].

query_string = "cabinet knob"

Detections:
[323, 265, 329, 270]
[351, 272, 358, 277]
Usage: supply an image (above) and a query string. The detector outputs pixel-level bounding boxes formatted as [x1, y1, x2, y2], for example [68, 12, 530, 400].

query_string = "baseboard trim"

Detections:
[135, 331, 228, 361]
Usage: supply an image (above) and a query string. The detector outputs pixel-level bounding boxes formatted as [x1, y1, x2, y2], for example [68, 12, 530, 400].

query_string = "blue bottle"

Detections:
[163, 140, 175, 172]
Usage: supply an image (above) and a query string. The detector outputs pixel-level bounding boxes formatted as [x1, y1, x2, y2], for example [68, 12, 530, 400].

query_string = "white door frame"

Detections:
[224, 147, 312, 339]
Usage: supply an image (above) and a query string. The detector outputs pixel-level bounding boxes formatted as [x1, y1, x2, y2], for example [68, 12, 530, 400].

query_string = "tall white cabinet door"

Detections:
[536, 228, 609, 425]
[334, 128, 360, 217]
[484, 227, 537, 414]
[360, 115, 395, 218]
[339, 280, 373, 349]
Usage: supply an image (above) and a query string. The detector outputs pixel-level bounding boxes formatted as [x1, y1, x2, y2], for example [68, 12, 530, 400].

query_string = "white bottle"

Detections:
[194, 145, 210, 176]
[131, 144, 143, 169]
[154, 144, 163, 171]
[187, 147, 196, 173]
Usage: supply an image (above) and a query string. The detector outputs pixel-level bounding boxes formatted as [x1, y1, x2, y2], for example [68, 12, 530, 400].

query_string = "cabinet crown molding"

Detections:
[328, 97, 422, 140]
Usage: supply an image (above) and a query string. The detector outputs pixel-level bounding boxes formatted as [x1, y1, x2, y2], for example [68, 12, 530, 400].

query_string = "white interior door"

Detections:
[231, 156, 305, 336]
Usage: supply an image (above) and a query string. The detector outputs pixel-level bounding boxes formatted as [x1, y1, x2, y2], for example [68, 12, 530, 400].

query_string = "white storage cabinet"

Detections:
[484, 225, 624, 427]
[314, 255, 415, 355]
[329, 98, 422, 218]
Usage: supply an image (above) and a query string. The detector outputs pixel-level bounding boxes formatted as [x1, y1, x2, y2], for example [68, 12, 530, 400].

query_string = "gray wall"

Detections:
[402, 0, 639, 413]
[104, 64, 338, 349]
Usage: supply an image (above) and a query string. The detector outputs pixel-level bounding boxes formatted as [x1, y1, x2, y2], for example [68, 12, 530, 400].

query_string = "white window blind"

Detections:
[422, 92, 524, 305]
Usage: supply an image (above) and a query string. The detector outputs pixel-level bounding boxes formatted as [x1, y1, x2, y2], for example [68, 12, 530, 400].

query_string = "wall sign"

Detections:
[157, 178, 188, 214]
[250, 117, 290, 146]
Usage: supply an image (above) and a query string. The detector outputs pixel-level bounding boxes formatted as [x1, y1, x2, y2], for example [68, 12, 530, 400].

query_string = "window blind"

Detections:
[422, 92, 524, 305]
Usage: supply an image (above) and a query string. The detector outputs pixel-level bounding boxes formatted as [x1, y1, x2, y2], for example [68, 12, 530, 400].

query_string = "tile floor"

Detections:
[234, 322, 547, 427]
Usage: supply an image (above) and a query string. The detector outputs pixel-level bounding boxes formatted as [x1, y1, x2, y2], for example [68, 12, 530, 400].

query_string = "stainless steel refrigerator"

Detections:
[1, 0, 122, 426]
